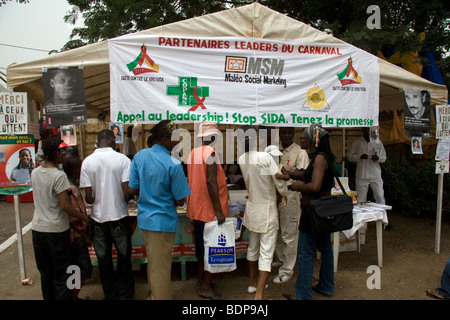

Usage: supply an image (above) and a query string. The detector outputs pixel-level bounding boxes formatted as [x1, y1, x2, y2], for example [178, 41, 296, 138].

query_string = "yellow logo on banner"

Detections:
[306, 86, 327, 110]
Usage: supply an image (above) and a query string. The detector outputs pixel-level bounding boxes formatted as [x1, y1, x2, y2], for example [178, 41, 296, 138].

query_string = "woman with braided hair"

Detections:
[283, 124, 335, 300]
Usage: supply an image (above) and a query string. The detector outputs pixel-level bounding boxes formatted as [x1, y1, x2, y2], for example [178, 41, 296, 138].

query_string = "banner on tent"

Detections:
[109, 36, 380, 127]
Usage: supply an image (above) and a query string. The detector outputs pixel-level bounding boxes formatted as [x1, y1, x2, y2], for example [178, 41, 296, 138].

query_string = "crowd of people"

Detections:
[29, 119, 449, 301]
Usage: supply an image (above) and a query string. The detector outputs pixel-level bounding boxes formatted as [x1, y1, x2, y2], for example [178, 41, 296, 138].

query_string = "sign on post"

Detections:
[435, 104, 450, 139]
[0, 92, 28, 135]
[0, 134, 35, 195]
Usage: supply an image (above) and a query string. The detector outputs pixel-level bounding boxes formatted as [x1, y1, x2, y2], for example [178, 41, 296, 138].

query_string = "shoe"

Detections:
[425, 289, 450, 300]
[272, 275, 292, 284]
[247, 284, 268, 294]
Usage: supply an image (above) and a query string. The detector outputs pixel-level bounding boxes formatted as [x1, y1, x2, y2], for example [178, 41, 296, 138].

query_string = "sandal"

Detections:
[425, 289, 449, 300]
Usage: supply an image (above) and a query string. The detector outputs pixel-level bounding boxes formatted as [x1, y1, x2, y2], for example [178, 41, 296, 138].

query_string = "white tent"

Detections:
[6, 2, 448, 119]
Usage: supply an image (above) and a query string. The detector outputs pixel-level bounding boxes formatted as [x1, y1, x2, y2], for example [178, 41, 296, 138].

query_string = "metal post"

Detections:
[13, 194, 26, 281]
[435, 173, 444, 254]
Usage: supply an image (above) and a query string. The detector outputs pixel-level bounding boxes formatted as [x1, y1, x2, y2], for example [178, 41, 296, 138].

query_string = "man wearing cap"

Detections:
[80, 129, 135, 300]
[186, 121, 228, 300]
[273, 127, 310, 284]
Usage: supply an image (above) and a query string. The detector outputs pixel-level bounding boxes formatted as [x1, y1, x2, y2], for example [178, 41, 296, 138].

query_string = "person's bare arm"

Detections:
[58, 191, 89, 229]
[84, 186, 94, 204]
[206, 153, 226, 224]
[290, 155, 327, 194]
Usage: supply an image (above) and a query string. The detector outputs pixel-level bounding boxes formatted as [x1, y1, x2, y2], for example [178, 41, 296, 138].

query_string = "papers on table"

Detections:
[353, 202, 392, 214]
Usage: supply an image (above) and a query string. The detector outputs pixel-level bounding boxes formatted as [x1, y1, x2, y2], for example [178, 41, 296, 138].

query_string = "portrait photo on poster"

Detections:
[43, 67, 87, 128]
[403, 88, 431, 138]
[110, 122, 124, 144]
[411, 136, 423, 154]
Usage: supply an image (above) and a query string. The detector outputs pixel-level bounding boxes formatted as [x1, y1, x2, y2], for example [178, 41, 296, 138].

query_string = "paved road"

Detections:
[0, 198, 35, 245]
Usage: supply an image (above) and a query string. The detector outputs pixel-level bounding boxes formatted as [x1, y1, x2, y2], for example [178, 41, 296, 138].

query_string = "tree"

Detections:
[65, 0, 250, 45]
[262, 0, 450, 88]
[0, 0, 28, 7]
[63, 0, 449, 88]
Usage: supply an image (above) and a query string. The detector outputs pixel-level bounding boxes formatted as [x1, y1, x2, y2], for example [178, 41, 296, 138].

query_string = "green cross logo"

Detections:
[166, 77, 209, 111]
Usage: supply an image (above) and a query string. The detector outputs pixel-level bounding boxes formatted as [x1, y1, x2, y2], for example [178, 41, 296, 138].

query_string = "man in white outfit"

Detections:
[273, 127, 309, 284]
[238, 126, 289, 300]
[348, 127, 386, 204]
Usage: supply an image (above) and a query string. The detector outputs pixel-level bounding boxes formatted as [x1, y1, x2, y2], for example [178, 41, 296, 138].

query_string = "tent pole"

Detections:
[79, 125, 84, 159]
[435, 173, 444, 254]
[341, 128, 346, 175]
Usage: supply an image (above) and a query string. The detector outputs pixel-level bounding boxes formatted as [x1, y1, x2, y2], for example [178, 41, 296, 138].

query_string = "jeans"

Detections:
[92, 217, 135, 300]
[32, 229, 73, 300]
[295, 231, 334, 300]
[436, 256, 450, 298]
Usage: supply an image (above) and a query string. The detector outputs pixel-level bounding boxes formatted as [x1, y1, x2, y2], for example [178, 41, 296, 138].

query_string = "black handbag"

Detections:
[302, 167, 354, 236]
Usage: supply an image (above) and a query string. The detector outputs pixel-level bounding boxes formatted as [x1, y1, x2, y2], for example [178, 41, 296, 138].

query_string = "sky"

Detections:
[0, 0, 79, 86]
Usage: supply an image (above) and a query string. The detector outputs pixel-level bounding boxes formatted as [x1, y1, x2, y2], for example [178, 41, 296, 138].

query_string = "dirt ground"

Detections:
[1, 199, 450, 301]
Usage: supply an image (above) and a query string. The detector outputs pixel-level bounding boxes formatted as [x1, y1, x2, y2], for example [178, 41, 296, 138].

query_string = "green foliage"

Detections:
[345, 153, 450, 220]
[381, 158, 449, 219]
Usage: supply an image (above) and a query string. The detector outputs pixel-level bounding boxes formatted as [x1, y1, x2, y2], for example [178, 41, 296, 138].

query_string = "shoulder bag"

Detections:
[302, 160, 353, 236]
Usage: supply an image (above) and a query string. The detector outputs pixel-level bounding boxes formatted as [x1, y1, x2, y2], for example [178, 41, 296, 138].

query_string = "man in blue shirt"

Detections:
[128, 120, 191, 300]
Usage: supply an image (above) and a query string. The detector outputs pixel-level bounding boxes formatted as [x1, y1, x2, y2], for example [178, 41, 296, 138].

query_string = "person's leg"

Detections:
[255, 213, 278, 300]
[294, 231, 316, 300]
[436, 256, 450, 298]
[144, 230, 176, 300]
[142, 230, 152, 300]
[32, 230, 55, 300]
[111, 217, 135, 299]
[275, 192, 300, 282]
[247, 230, 261, 289]
[355, 178, 369, 204]
[370, 178, 386, 204]
[50, 229, 74, 300]
[92, 220, 117, 300]
[316, 234, 334, 295]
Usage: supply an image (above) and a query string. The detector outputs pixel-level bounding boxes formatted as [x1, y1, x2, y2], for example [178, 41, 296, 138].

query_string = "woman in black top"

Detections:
[283, 124, 335, 300]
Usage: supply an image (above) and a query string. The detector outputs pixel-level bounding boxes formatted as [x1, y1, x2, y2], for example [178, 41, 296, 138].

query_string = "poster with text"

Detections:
[403, 88, 431, 138]
[0, 134, 35, 195]
[109, 36, 380, 127]
[0, 92, 27, 135]
[43, 67, 87, 128]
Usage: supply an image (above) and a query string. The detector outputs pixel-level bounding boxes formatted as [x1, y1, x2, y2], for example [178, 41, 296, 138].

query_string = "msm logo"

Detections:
[225, 56, 284, 76]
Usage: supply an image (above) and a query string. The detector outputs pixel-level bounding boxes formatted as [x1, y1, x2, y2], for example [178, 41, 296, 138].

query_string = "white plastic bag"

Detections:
[203, 218, 236, 273]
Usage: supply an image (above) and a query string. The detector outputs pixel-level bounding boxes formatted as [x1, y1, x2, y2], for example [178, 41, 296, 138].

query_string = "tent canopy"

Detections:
[6, 3, 448, 120]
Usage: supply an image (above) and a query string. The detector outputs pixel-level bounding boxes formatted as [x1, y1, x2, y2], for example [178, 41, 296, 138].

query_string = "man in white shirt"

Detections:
[238, 126, 289, 300]
[80, 129, 134, 300]
[348, 127, 387, 204]
[273, 127, 310, 284]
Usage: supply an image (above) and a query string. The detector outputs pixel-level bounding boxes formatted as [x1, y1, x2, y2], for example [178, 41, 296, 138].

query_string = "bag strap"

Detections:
[319, 152, 349, 197]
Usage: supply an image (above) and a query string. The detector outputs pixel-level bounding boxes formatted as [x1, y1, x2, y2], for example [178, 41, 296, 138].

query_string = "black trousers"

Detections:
[32, 229, 73, 300]
[92, 217, 135, 300]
